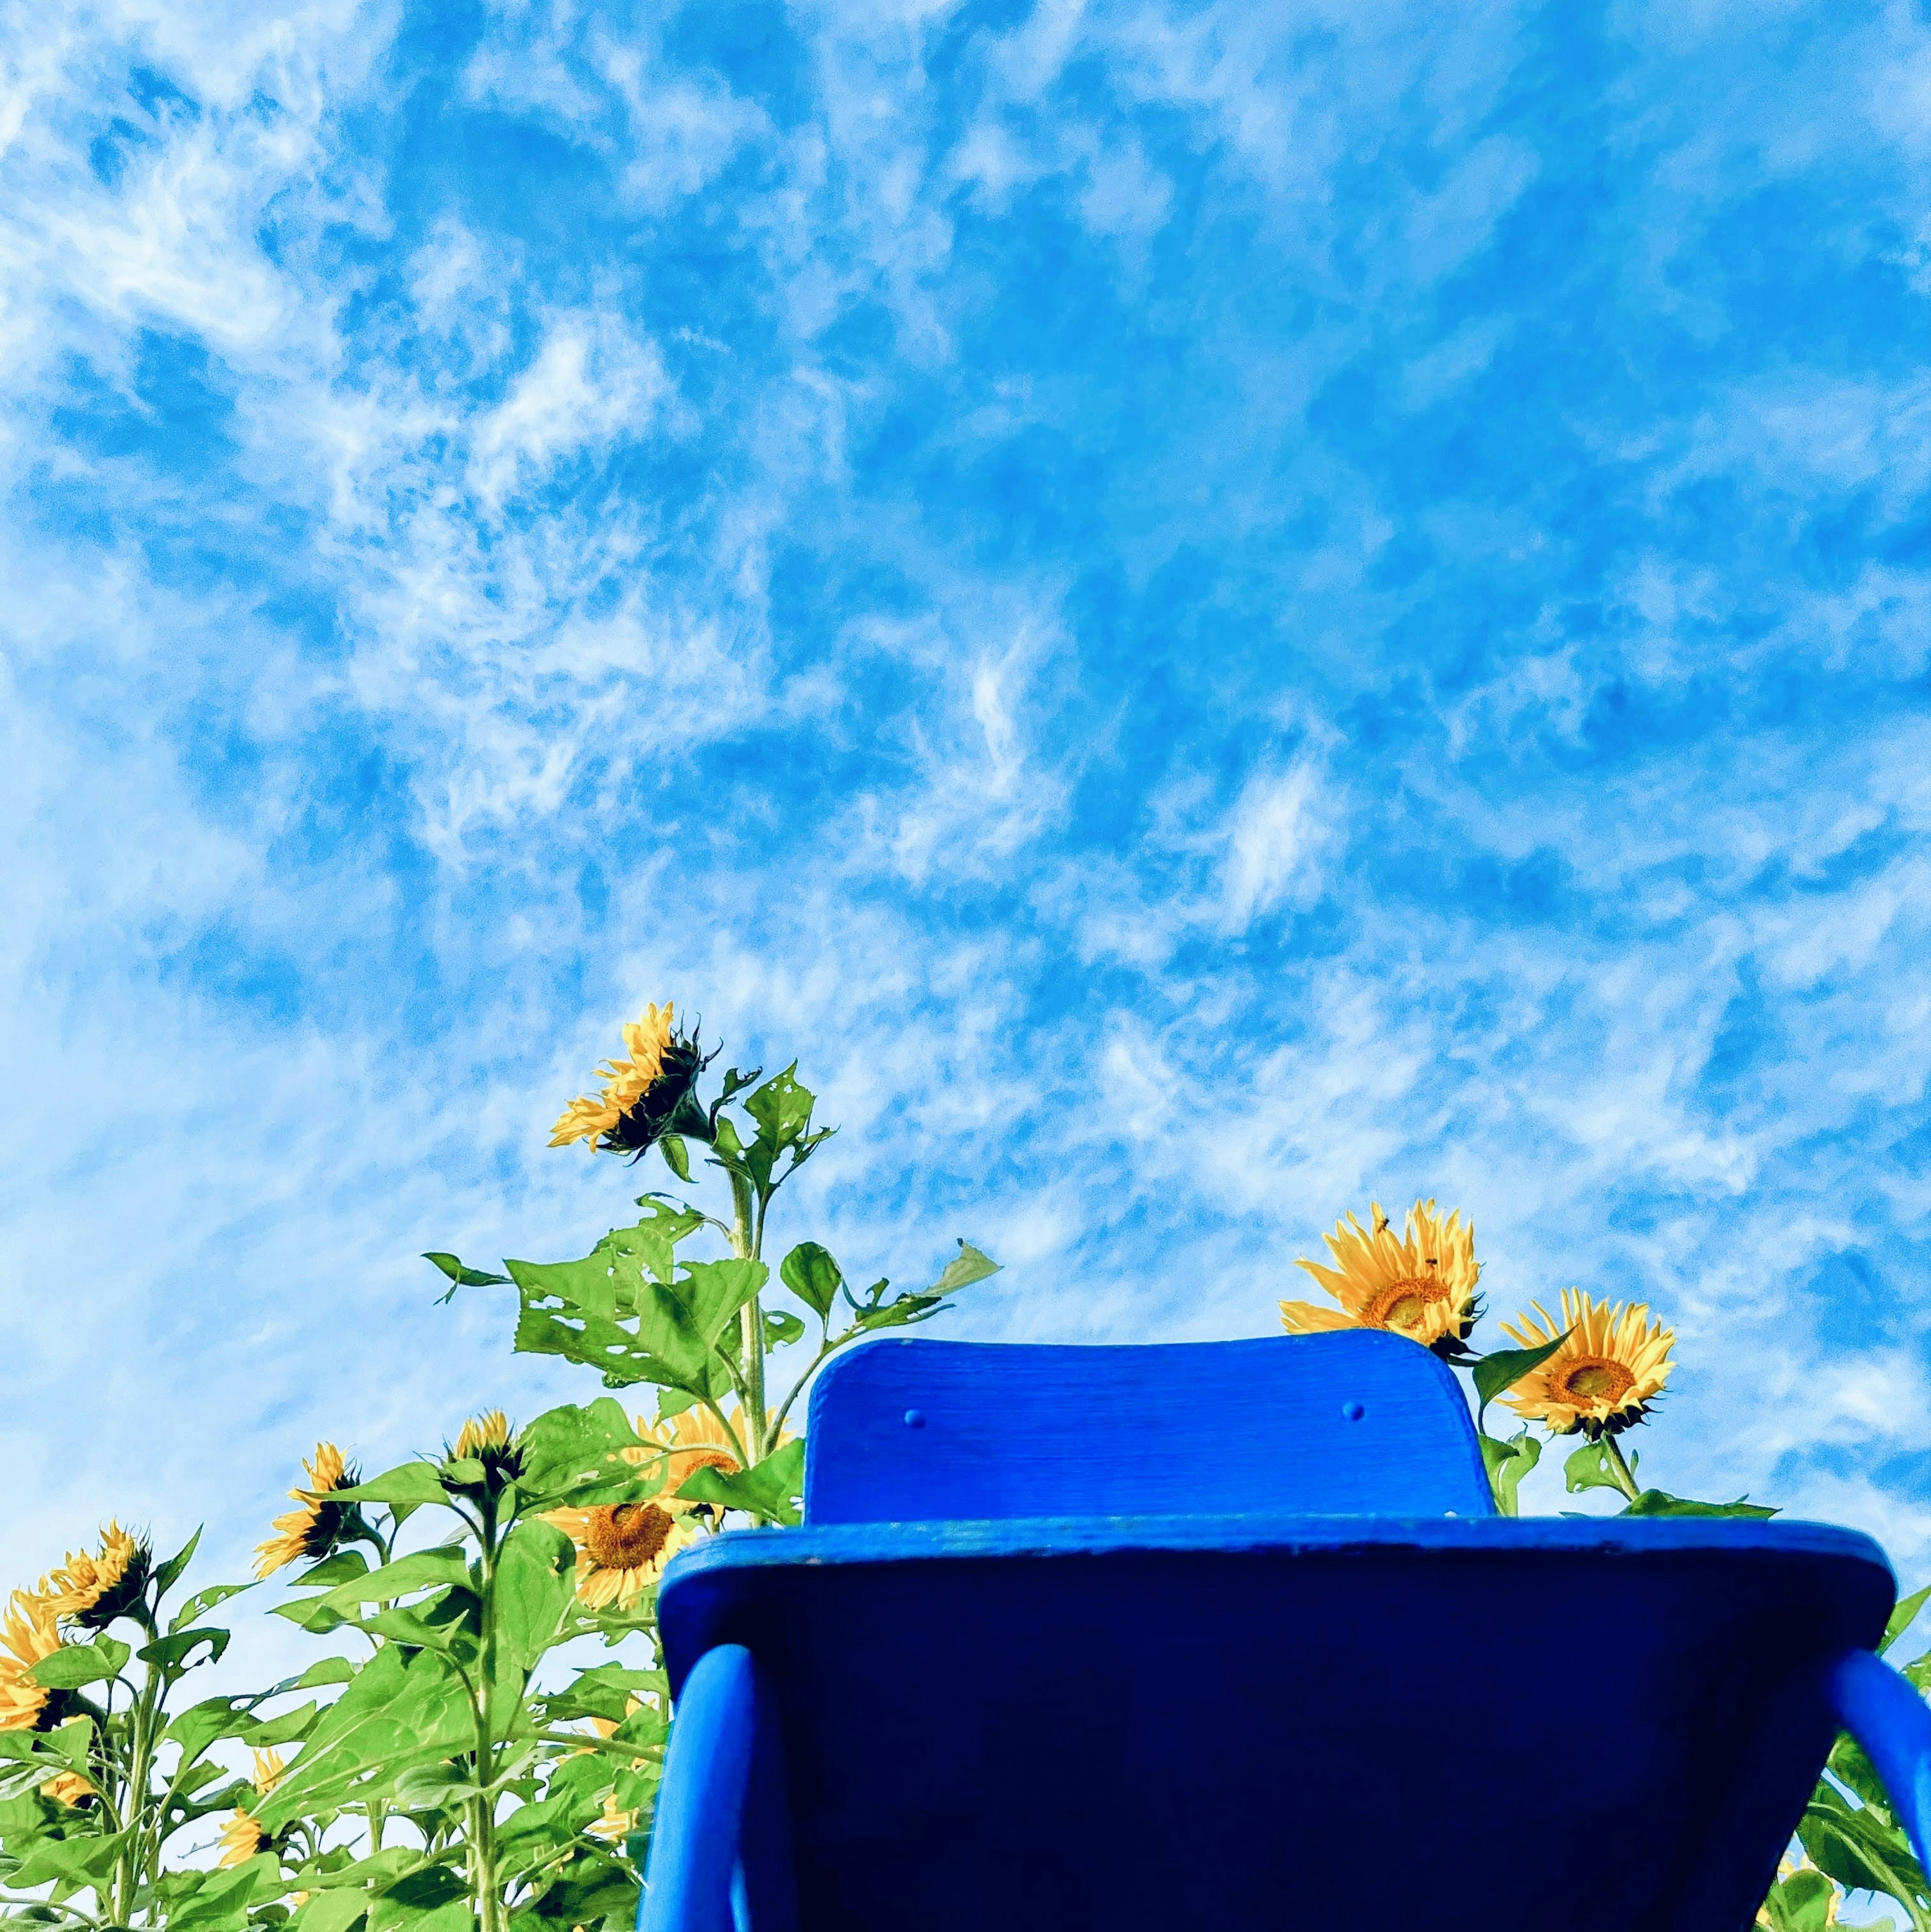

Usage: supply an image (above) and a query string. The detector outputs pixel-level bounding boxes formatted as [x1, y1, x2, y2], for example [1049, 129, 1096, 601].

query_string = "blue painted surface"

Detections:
[642, 1338, 1925, 1931]
[805, 1332, 1495, 1523]
[1828, 1649, 1931, 1873]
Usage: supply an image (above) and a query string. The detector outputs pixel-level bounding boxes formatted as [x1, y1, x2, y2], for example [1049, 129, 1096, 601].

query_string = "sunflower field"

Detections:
[2, 1004, 1926, 1932]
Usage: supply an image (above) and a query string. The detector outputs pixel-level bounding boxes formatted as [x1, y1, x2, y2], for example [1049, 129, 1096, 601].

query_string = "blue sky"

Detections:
[3, 0, 1929, 1614]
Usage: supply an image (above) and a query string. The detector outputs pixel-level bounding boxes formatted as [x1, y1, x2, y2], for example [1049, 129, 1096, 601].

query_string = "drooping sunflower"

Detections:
[217, 1747, 288, 1867]
[1499, 1289, 1676, 1439]
[44, 1523, 151, 1631]
[1280, 1199, 1481, 1357]
[254, 1445, 361, 1581]
[631, 1405, 747, 1491]
[0, 1592, 66, 1733]
[549, 1002, 710, 1160]
[544, 1499, 697, 1610]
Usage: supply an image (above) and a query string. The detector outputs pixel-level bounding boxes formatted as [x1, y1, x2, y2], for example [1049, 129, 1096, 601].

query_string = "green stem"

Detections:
[727, 1171, 768, 1470]
[469, 1502, 503, 1932]
[114, 1612, 164, 1922]
[1604, 1435, 1644, 1503]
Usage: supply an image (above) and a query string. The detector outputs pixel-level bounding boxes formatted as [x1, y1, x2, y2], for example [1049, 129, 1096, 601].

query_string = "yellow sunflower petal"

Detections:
[1499, 1288, 1675, 1438]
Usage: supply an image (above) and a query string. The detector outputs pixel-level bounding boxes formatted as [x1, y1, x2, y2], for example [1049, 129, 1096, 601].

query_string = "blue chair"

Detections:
[640, 1332, 1931, 1931]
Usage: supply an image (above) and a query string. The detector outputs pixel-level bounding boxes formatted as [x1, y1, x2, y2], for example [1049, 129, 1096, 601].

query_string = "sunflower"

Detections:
[41, 1770, 94, 1807]
[254, 1445, 361, 1581]
[588, 1791, 638, 1842]
[444, 1410, 523, 1495]
[549, 1003, 710, 1160]
[44, 1523, 150, 1632]
[1, 1593, 66, 1733]
[629, 1405, 748, 1492]
[544, 1499, 696, 1610]
[1280, 1199, 1481, 1357]
[1498, 1290, 1676, 1439]
[217, 1748, 288, 1867]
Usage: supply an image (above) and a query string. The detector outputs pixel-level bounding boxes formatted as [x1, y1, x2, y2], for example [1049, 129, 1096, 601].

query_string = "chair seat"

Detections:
[657, 1514, 1893, 1932]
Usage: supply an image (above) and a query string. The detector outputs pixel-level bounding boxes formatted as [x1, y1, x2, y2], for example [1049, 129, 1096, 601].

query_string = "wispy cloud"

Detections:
[2, 0, 1928, 1624]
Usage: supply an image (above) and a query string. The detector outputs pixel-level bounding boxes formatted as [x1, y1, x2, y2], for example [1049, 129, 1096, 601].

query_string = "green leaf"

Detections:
[1883, 1584, 1931, 1656]
[779, 1242, 842, 1320]
[494, 1521, 576, 1678]
[1801, 1780, 1930, 1911]
[290, 1656, 359, 1689]
[677, 1440, 806, 1526]
[164, 1695, 259, 1759]
[28, 1635, 130, 1689]
[297, 1550, 373, 1589]
[294, 1890, 371, 1932]
[742, 1065, 817, 1148]
[535, 1665, 668, 1726]
[518, 1399, 657, 1507]
[674, 1258, 769, 1352]
[152, 1526, 203, 1600]
[1563, 1440, 1628, 1496]
[138, 1626, 230, 1672]
[763, 1309, 805, 1350]
[1477, 1431, 1541, 1517]
[242, 1700, 320, 1748]
[329, 1463, 450, 1507]
[168, 1852, 279, 1932]
[316, 1549, 472, 1614]
[1757, 1866, 1840, 1932]
[254, 1646, 475, 1832]
[369, 1865, 470, 1932]
[169, 1580, 254, 1632]
[1623, 1489, 1779, 1519]
[927, 1239, 1001, 1298]
[850, 1292, 947, 1333]
[11, 1828, 126, 1889]
[1471, 1333, 1569, 1429]
[658, 1135, 691, 1183]
[423, 1251, 512, 1303]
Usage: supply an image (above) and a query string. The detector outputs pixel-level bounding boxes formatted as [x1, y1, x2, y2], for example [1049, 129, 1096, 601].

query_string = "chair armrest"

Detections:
[1827, 1649, 1931, 1873]
[639, 1645, 798, 1932]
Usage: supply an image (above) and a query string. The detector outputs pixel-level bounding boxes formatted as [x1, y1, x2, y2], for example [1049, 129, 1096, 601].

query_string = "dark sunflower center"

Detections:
[1561, 1357, 1634, 1406]
[1364, 1273, 1447, 1332]
[584, 1504, 674, 1570]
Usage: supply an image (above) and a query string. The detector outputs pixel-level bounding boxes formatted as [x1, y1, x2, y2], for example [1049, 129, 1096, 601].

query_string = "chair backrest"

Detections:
[803, 1330, 1495, 1523]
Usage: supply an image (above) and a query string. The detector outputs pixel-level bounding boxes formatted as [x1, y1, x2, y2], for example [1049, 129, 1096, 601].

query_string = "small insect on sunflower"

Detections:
[44, 1523, 151, 1632]
[1499, 1290, 1676, 1439]
[549, 1002, 713, 1161]
[544, 1498, 695, 1611]
[218, 1748, 288, 1867]
[1, 1592, 68, 1733]
[1280, 1199, 1482, 1358]
[255, 1445, 363, 1581]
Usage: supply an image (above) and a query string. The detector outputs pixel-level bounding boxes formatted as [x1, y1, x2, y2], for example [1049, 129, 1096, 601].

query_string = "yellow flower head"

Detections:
[218, 1809, 266, 1868]
[549, 1003, 709, 1160]
[453, 1411, 510, 1459]
[41, 1770, 94, 1807]
[1, 1593, 64, 1733]
[544, 1501, 694, 1611]
[44, 1523, 150, 1632]
[250, 1747, 288, 1796]
[254, 1444, 360, 1581]
[588, 1791, 639, 1842]
[1499, 1289, 1676, 1439]
[1280, 1199, 1481, 1357]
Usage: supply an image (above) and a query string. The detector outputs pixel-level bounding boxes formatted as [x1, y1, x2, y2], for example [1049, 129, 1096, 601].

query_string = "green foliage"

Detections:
[1477, 1430, 1540, 1517]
